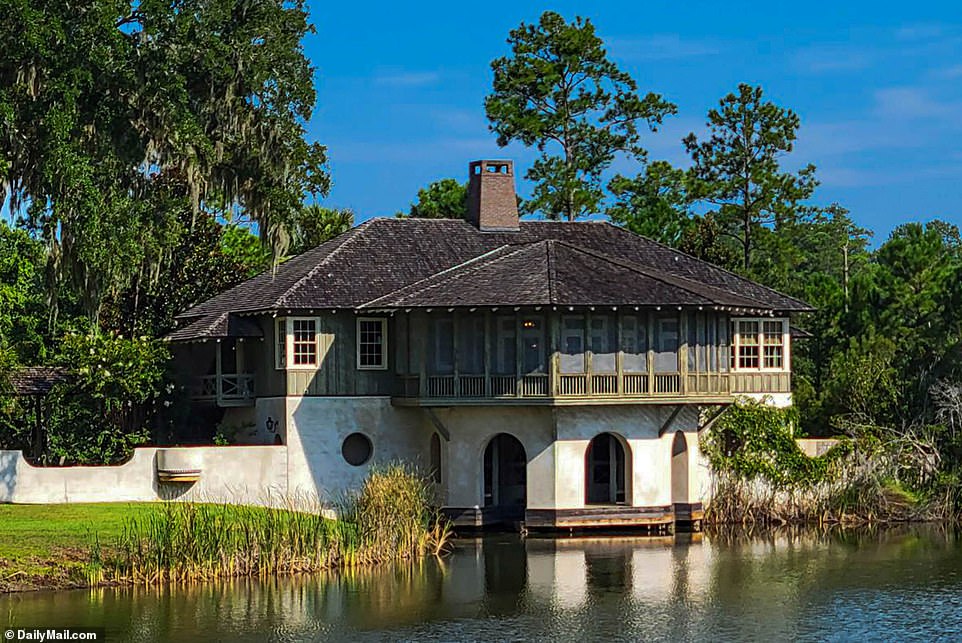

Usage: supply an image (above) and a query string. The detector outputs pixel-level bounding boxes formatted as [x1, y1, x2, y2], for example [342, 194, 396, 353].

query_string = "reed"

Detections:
[109, 464, 451, 584]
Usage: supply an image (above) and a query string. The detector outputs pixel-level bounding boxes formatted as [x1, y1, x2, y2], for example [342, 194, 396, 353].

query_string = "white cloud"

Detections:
[797, 119, 923, 158]
[895, 23, 949, 42]
[818, 163, 962, 188]
[936, 65, 962, 79]
[372, 70, 441, 88]
[872, 86, 959, 120]
[790, 44, 873, 74]
[607, 34, 722, 61]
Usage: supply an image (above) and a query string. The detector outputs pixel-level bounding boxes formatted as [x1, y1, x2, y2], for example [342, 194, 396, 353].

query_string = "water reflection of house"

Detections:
[167, 160, 810, 530]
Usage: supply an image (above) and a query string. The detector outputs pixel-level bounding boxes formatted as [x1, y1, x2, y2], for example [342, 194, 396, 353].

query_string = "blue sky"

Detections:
[305, 1, 961, 242]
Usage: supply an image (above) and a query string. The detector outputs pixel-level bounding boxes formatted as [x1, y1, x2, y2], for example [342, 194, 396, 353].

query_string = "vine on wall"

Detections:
[701, 399, 850, 489]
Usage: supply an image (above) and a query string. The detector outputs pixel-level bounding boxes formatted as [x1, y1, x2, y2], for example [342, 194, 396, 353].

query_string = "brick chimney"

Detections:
[466, 160, 520, 231]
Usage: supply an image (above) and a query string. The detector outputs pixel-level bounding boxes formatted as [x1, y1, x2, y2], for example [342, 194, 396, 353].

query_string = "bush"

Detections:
[43, 332, 173, 465]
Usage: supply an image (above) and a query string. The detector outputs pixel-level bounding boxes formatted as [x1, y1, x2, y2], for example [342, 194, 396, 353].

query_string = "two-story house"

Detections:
[166, 160, 811, 530]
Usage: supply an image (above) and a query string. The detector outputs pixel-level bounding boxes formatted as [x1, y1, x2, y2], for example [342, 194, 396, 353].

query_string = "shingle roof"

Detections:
[8, 367, 70, 396]
[164, 312, 263, 343]
[169, 218, 812, 341]
[360, 240, 771, 309]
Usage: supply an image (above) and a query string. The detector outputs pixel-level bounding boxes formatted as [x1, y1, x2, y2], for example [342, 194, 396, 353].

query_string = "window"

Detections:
[432, 317, 454, 373]
[521, 317, 545, 374]
[734, 319, 787, 371]
[590, 315, 617, 373]
[655, 315, 679, 372]
[493, 317, 516, 374]
[357, 318, 387, 370]
[458, 317, 485, 374]
[737, 320, 760, 369]
[292, 319, 318, 366]
[763, 321, 784, 369]
[342, 433, 373, 466]
[622, 315, 648, 373]
[561, 316, 586, 373]
[275, 318, 287, 369]
[275, 317, 320, 369]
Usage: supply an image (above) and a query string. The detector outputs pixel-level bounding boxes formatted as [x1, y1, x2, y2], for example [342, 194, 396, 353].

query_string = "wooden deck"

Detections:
[525, 505, 675, 531]
[672, 502, 705, 524]
[444, 505, 686, 531]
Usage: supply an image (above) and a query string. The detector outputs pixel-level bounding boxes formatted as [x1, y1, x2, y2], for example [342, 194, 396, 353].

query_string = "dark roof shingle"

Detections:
[165, 312, 263, 343]
[169, 218, 811, 341]
[8, 367, 70, 396]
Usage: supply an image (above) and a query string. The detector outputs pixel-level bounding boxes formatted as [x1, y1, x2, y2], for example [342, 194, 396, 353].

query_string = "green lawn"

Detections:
[0, 503, 162, 560]
[0, 503, 165, 591]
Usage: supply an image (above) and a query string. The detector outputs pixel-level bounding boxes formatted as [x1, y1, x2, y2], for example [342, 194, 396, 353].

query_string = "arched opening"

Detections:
[483, 433, 527, 519]
[671, 431, 689, 505]
[585, 433, 628, 505]
[430, 433, 442, 484]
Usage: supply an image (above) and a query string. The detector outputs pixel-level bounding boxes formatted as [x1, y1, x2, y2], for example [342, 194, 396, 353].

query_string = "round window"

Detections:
[342, 433, 373, 466]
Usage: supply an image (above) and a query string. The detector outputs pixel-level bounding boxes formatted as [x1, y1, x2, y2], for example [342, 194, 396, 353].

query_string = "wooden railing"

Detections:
[191, 374, 255, 406]
[397, 371, 790, 400]
[396, 371, 758, 400]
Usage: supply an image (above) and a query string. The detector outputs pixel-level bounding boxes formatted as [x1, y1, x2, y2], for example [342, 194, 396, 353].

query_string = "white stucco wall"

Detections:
[553, 406, 703, 508]
[425, 404, 710, 512]
[428, 406, 555, 508]
[0, 446, 287, 505]
[281, 396, 432, 504]
[1, 396, 718, 512]
[739, 392, 793, 408]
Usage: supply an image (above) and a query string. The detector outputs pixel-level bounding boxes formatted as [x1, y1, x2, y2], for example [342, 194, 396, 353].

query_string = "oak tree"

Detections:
[0, 0, 329, 323]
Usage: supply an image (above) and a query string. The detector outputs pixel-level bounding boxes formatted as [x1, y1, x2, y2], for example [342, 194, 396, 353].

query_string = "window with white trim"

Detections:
[763, 321, 784, 369]
[292, 318, 318, 366]
[357, 317, 388, 370]
[732, 318, 788, 371]
[737, 320, 760, 369]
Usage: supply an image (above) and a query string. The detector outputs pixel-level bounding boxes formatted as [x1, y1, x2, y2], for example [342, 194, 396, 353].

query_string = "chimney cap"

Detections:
[467, 159, 519, 231]
[469, 159, 515, 176]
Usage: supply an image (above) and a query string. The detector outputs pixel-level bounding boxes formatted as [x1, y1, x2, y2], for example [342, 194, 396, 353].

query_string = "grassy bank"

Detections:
[0, 466, 451, 593]
[0, 503, 164, 592]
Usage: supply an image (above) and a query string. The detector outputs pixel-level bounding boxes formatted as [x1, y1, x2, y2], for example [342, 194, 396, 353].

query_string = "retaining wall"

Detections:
[0, 446, 290, 506]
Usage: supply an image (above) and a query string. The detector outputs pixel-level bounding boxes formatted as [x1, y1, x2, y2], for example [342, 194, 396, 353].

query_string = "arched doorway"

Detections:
[585, 433, 628, 505]
[483, 433, 527, 520]
[671, 431, 689, 505]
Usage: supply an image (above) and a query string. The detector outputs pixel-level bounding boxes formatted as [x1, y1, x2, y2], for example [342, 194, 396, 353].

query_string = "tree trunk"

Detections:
[742, 210, 752, 272]
[843, 240, 850, 314]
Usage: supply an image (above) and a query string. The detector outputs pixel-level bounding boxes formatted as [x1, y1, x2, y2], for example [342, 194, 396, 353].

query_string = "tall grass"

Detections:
[109, 464, 451, 584]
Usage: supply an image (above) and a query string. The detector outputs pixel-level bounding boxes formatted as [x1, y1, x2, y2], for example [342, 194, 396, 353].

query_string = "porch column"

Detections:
[215, 339, 223, 402]
[483, 311, 491, 396]
[616, 311, 624, 396]
[647, 311, 655, 394]
[680, 311, 689, 394]
[549, 312, 560, 397]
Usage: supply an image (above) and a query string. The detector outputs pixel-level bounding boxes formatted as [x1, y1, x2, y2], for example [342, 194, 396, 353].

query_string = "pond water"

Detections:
[3, 527, 962, 642]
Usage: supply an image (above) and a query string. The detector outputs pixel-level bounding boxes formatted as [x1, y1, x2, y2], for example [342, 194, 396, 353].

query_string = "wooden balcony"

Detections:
[393, 371, 765, 406]
[191, 374, 255, 407]
[392, 309, 793, 407]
